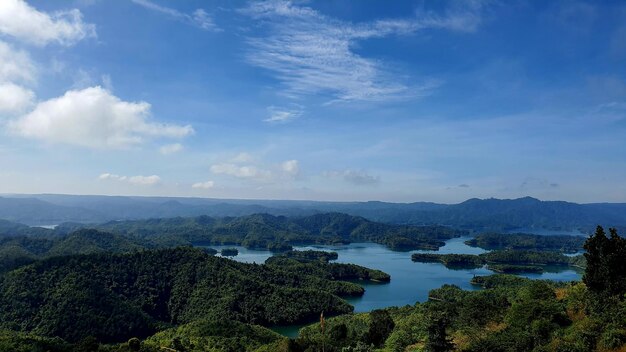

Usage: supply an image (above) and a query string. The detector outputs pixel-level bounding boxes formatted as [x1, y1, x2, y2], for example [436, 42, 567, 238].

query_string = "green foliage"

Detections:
[220, 247, 239, 256]
[411, 253, 484, 269]
[465, 233, 585, 253]
[486, 264, 543, 274]
[140, 319, 288, 352]
[77, 213, 462, 251]
[0, 247, 391, 343]
[0, 229, 153, 273]
[280, 250, 339, 263]
[583, 226, 626, 296]
[412, 250, 581, 271]
[425, 313, 453, 352]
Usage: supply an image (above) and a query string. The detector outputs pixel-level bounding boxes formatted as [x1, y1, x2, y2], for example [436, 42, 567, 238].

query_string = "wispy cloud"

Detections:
[241, 0, 486, 103]
[131, 0, 219, 31]
[324, 169, 380, 186]
[264, 105, 302, 123]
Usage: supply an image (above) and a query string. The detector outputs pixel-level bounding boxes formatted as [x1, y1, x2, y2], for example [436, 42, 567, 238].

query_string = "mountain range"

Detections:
[1, 194, 625, 232]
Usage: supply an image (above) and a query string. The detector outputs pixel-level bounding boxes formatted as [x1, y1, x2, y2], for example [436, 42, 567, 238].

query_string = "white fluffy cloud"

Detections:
[192, 180, 215, 189]
[99, 173, 161, 186]
[0, 82, 33, 114]
[281, 159, 299, 177]
[0, 0, 95, 46]
[159, 143, 184, 155]
[0, 41, 36, 84]
[210, 154, 300, 182]
[9, 86, 194, 149]
[210, 163, 272, 180]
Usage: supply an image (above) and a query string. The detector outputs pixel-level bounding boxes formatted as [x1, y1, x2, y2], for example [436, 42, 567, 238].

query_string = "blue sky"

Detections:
[0, 0, 625, 203]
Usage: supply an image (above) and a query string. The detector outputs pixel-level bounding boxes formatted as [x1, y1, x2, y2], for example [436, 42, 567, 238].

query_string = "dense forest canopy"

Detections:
[56, 213, 463, 251]
[465, 233, 585, 253]
[0, 247, 391, 344]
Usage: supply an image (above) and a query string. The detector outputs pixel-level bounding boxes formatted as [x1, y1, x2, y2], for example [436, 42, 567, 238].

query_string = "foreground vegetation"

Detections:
[0, 247, 390, 344]
[2, 225, 626, 351]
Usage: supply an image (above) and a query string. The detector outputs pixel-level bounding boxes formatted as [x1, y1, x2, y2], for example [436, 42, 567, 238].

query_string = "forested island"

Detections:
[411, 249, 585, 271]
[465, 232, 586, 253]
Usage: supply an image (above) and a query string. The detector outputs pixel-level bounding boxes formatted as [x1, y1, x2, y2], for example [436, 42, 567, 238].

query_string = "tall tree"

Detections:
[425, 313, 453, 352]
[583, 226, 626, 296]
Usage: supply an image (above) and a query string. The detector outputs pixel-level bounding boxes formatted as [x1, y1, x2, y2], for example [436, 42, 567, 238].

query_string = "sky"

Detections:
[0, 0, 625, 203]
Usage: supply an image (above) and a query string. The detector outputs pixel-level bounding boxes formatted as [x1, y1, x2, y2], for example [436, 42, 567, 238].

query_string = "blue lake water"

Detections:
[204, 237, 582, 337]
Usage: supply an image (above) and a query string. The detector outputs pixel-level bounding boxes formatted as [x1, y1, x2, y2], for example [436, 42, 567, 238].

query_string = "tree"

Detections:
[425, 313, 453, 352]
[366, 310, 395, 347]
[584, 226, 626, 296]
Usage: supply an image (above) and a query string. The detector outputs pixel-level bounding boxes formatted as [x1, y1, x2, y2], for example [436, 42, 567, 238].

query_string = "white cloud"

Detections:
[210, 155, 299, 182]
[264, 105, 302, 123]
[281, 159, 299, 177]
[99, 173, 127, 181]
[210, 163, 272, 180]
[0, 0, 96, 46]
[9, 86, 194, 149]
[0, 82, 34, 114]
[129, 175, 161, 185]
[192, 180, 215, 189]
[99, 173, 161, 186]
[324, 169, 380, 186]
[241, 0, 485, 102]
[132, 0, 219, 31]
[0, 41, 36, 84]
[159, 143, 184, 155]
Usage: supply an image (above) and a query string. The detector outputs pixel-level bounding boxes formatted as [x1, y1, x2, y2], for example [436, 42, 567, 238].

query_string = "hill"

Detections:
[58, 212, 463, 251]
[0, 247, 387, 343]
[2, 194, 626, 232]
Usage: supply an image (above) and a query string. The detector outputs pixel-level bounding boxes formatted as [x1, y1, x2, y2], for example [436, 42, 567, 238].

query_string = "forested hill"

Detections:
[2, 194, 626, 231]
[58, 213, 463, 251]
[0, 247, 388, 344]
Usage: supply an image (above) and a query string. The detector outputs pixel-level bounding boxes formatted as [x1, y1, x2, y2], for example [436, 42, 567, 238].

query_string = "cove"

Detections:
[202, 237, 582, 337]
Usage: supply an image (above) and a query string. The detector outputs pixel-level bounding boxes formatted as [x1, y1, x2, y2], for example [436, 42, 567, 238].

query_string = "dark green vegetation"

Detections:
[281, 250, 339, 263]
[0, 247, 394, 345]
[5, 194, 626, 232]
[220, 247, 239, 256]
[410, 254, 484, 269]
[486, 264, 544, 274]
[412, 250, 585, 270]
[465, 233, 585, 253]
[0, 229, 149, 273]
[266, 254, 390, 284]
[61, 213, 463, 251]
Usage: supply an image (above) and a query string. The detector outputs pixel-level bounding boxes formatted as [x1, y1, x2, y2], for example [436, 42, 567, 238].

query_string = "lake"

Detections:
[204, 237, 582, 337]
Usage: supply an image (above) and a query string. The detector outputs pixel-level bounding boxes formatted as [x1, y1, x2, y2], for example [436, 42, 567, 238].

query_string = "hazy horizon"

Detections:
[1, 0, 625, 203]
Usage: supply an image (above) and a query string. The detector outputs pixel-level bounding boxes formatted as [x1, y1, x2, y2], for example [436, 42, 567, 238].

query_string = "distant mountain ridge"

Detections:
[1, 194, 625, 232]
